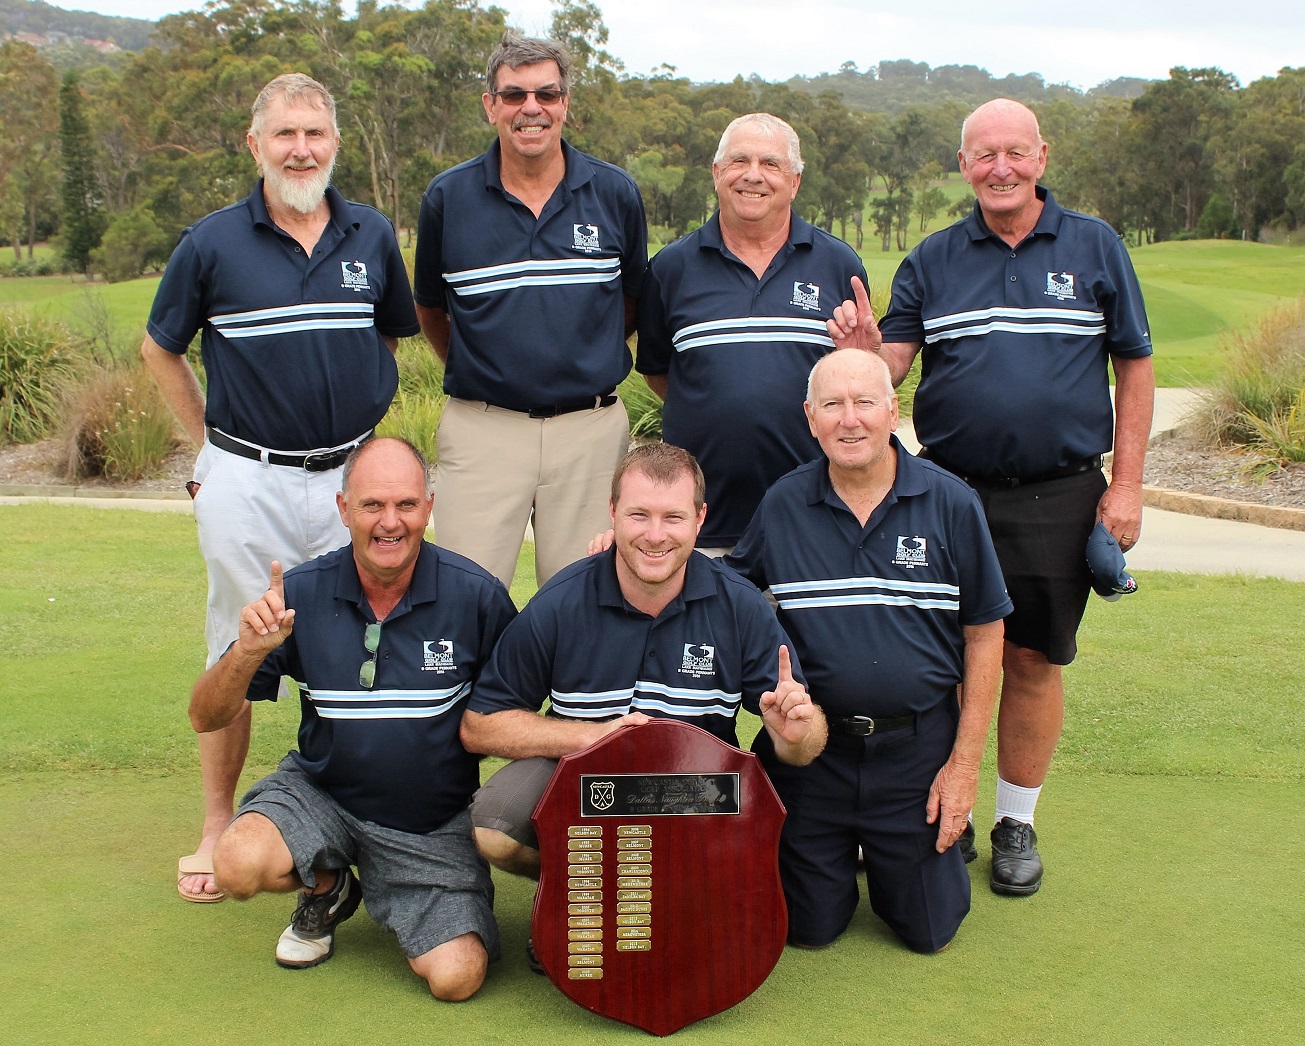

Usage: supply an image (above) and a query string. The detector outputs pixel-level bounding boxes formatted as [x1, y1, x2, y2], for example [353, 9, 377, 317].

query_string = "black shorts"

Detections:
[972, 469, 1106, 665]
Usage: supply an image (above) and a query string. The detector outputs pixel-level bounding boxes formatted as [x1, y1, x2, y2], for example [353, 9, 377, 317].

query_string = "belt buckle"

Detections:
[302, 450, 338, 473]
[845, 715, 876, 736]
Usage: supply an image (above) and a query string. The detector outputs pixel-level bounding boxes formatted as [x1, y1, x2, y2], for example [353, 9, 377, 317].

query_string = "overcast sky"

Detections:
[46, 0, 1300, 92]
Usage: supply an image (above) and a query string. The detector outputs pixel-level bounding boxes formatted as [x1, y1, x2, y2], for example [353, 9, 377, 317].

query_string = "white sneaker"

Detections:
[275, 868, 361, 969]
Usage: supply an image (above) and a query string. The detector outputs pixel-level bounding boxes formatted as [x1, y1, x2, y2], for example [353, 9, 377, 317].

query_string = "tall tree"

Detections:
[0, 42, 60, 258]
[59, 70, 104, 275]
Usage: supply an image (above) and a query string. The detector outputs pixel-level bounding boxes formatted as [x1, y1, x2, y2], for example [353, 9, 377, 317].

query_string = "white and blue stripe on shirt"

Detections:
[209, 302, 376, 340]
[302, 680, 471, 720]
[672, 315, 834, 353]
[549, 682, 743, 720]
[442, 256, 621, 298]
[770, 576, 961, 614]
[922, 306, 1105, 344]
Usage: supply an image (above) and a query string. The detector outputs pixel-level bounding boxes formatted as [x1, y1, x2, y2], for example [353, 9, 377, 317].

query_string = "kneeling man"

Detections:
[191, 438, 517, 1000]
[460, 444, 826, 909]
[726, 351, 1011, 952]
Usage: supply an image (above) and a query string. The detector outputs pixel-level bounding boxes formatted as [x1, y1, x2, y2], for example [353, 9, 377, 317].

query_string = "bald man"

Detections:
[827, 98, 1155, 896]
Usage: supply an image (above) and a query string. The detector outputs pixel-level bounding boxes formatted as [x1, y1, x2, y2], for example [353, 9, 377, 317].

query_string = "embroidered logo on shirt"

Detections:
[893, 536, 929, 568]
[790, 281, 821, 311]
[1044, 272, 1076, 300]
[340, 260, 370, 292]
[681, 643, 716, 678]
[422, 639, 455, 672]
[572, 223, 602, 252]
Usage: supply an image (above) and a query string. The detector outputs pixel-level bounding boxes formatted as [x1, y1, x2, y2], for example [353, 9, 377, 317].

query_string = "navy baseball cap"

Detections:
[1086, 522, 1137, 602]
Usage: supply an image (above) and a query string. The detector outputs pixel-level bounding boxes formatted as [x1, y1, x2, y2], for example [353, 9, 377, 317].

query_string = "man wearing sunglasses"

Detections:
[414, 32, 648, 591]
[189, 438, 517, 1000]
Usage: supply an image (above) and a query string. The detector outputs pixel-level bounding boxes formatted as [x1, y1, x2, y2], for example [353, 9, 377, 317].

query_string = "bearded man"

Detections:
[142, 72, 420, 904]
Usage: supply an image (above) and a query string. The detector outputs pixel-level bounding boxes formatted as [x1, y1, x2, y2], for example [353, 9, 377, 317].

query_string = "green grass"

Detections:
[1, 501, 1302, 1044]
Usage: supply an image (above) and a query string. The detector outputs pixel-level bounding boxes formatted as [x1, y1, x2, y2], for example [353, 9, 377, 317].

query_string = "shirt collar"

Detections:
[483, 138, 593, 194]
[247, 180, 355, 233]
[805, 433, 927, 507]
[594, 545, 716, 615]
[333, 541, 441, 622]
[965, 184, 1062, 243]
[699, 209, 816, 253]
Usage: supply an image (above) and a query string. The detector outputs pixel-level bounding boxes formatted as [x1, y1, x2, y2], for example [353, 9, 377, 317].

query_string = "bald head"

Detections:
[806, 349, 894, 405]
[961, 98, 1041, 155]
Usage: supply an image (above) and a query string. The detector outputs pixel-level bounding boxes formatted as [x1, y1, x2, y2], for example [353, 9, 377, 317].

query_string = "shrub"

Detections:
[376, 337, 446, 462]
[618, 370, 662, 442]
[90, 206, 172, 284]
[1194, 296, 1305, 469]
[0, 307, 84, 443]
[63, 364, 178, 480]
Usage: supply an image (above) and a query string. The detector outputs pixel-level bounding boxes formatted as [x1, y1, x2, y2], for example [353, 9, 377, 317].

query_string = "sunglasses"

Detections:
[359, 622, 382, 689]
[491, 87, 566, 105]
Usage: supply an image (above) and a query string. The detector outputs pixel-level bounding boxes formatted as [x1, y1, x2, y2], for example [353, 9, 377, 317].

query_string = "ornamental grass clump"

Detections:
[63, 364, 178, 481]
[0, 308, 84, 443]
[1196, 296, 1305, 471]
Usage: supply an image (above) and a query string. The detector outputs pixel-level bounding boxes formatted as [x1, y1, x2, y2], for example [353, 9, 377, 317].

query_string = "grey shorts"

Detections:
[469, 757, 559, 850]
[237, 757, 500, 961]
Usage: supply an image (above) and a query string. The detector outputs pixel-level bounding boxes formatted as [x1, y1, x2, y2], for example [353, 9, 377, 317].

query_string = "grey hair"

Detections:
[485, 32, 573, 94]
[250, 73, 338, 138]
[341, 438, 433, 498]
[714, 113, 805, 174]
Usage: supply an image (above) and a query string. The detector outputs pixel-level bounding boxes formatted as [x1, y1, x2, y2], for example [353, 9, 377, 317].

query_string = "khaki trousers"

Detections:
[432, 396, 629, 587]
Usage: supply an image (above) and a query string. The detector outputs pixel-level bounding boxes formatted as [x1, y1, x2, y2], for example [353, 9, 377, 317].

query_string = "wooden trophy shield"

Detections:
[531, 719, 787, 1036]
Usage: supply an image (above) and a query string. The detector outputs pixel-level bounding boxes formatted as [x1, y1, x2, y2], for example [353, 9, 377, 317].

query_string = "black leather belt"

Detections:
[516, 393, 617, 419]
[925, 451, 1102, 489]
[827, 713, 916, 737]
[208, 429, 371, 472]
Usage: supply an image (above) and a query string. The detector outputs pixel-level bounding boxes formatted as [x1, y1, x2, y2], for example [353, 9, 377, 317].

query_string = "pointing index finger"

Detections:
[269, 560, 285, 598]
[777, 644, 794, 685]
[852, 275, 872, 319]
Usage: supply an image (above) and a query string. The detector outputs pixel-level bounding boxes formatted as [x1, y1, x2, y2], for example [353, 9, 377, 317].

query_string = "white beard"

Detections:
[262, 159, 334, 214]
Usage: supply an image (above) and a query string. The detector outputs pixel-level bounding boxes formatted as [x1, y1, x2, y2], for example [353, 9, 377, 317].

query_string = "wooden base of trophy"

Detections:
[531, 719, 787, 1036]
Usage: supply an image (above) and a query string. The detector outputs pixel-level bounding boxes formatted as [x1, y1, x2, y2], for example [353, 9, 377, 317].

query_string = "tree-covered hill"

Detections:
[0, 0, 155, 51]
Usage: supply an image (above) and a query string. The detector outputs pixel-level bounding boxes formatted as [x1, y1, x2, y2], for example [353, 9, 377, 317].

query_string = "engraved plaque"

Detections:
[533, 719, 787, 1036]
[568, 890, 602, 903]
[568, 916, 602, 929]
[580, 772, 741, 817]
[568, 825, 602, 837]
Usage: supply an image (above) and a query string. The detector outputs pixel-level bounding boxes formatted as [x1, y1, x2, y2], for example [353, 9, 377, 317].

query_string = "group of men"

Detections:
[145, 29, 1152, 1002]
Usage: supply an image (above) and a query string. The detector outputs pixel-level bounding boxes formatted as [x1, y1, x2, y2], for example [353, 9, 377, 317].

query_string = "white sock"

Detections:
[995, 777, 1041, 825]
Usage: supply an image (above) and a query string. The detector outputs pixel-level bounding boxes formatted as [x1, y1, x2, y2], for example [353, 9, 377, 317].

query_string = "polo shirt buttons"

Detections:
[1010, 275, 1017, 282]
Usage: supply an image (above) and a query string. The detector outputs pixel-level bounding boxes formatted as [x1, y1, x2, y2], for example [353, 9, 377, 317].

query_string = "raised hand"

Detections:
[237, 560, 296, 653]
[825, 276, 883, 352]
[759, 646, 815, 744]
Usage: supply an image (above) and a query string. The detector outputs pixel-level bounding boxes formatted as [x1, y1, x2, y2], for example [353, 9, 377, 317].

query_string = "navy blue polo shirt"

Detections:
[879, 187, 1152, 480]
[726, 438, 1011, 717]
[637, 212, 868, 547]
[247, 542, 517, 834]
[147, 182, 419, 451]
[467, 548, 804, 747]
[413, 140, 648, 409]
